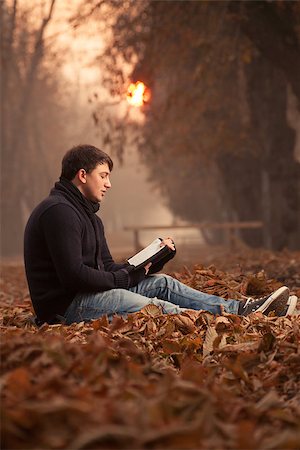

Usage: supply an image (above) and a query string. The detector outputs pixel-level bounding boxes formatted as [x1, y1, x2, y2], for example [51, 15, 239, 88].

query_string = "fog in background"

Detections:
[0, 0, 201, 261]
[1, 0, 300, 260]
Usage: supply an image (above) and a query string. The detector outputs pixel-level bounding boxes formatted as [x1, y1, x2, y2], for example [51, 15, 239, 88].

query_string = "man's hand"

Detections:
[160, 237, 175, 251]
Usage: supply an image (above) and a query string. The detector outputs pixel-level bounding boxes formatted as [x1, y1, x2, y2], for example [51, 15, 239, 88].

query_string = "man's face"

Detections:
[80, 163, 112, 202]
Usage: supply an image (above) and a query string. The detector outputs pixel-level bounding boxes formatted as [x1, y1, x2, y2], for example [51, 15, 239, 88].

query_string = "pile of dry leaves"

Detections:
[1, 250, 300, 449]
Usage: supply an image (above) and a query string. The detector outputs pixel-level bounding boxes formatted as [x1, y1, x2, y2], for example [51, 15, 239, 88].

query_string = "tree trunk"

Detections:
[0, 0, 57, 257]
[0, 197, 25, 258]
[249, 55, 300, 250]
[217, 55, 300, 251]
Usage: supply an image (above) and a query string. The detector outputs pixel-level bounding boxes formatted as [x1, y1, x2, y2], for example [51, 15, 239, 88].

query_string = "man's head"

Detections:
[61, 145, 113, 180]
[61, 145, 113, 202]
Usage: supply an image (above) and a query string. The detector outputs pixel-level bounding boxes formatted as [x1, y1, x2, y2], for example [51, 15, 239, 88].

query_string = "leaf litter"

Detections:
[1, 250, 300, 449]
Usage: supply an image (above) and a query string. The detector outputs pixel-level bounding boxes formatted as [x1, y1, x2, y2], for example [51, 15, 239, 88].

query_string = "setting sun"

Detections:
[126, 81, 149, 107]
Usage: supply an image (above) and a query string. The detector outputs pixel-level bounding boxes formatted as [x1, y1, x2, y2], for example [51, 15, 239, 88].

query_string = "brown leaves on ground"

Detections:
[1, 250, 300, 450]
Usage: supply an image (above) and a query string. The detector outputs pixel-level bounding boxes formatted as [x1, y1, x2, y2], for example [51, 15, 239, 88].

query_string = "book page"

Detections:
[128, 238, 164, 267]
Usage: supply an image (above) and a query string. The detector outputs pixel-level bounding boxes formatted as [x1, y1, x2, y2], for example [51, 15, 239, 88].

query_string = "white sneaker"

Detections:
[239, 286, 290, 316]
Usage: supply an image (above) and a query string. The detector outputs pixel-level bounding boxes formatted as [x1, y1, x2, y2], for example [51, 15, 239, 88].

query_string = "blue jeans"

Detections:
[64, 274, 239, 324]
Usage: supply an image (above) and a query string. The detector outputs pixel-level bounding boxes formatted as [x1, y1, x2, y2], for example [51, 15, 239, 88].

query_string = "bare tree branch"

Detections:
[6, 0, 18, 48]
[69, 0, 106, 27]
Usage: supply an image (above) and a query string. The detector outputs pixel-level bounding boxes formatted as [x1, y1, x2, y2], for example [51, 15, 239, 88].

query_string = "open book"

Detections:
[127, 238, 174, 270]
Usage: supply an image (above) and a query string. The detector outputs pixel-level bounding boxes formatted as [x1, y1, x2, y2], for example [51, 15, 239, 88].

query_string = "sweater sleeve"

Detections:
[148, 248, 176, 274]
[40, 204, 130, 292]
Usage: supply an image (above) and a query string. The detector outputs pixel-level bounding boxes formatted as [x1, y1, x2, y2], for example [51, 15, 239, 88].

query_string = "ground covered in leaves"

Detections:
[1, 248, 300, 449]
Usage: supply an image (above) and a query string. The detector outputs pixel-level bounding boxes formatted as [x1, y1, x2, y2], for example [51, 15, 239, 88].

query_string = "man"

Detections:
[24, 145, 296, 326]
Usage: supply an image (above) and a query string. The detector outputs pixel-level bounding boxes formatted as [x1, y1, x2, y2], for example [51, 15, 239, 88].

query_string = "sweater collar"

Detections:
[52, 177, 100, 214]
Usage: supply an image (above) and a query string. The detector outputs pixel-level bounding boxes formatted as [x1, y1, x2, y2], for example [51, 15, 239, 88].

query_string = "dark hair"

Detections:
[61, 145, 113, 180]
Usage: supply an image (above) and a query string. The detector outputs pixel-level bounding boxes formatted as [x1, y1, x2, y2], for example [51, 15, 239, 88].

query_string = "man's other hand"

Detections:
[160, 237, 175, 251]
[144, 262, 152, 274]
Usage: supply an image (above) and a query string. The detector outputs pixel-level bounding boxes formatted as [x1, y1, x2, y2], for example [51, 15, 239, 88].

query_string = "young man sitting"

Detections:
[24, 145, 297, 326]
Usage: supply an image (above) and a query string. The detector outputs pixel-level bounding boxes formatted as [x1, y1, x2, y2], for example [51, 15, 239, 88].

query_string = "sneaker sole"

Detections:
[256, 286, 290, 315]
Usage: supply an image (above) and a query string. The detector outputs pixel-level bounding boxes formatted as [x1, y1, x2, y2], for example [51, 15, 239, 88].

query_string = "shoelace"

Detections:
[242, 295, 268, 309]
[242, 298, 253, 309]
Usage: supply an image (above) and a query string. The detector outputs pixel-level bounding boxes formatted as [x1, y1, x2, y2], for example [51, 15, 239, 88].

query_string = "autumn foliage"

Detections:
[1, 251, 300, 449]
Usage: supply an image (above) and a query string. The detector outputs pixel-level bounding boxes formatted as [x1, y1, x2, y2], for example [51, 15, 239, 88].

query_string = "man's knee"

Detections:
[150, 273, 174, 287]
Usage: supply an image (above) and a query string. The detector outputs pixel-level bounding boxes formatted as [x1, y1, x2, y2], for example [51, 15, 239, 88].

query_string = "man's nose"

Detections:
[105, 177, 112, 188]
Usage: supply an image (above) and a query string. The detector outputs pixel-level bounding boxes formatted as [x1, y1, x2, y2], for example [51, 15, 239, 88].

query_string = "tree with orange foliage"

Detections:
[76, 0, 300, 250]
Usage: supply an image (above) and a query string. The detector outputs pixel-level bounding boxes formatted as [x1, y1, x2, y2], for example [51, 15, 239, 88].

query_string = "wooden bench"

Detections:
[124, 222, 264, 252]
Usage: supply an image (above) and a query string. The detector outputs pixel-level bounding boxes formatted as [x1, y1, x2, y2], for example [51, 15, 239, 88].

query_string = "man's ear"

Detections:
[77, 169, 87, 184]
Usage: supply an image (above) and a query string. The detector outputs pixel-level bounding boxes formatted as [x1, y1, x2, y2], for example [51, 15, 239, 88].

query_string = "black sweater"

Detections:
[24, 179, 174, 323]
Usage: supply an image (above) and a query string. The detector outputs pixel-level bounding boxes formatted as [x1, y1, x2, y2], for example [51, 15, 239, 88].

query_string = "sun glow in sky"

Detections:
[44, 2, 105, 85]
[126, 81, 150, 107]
